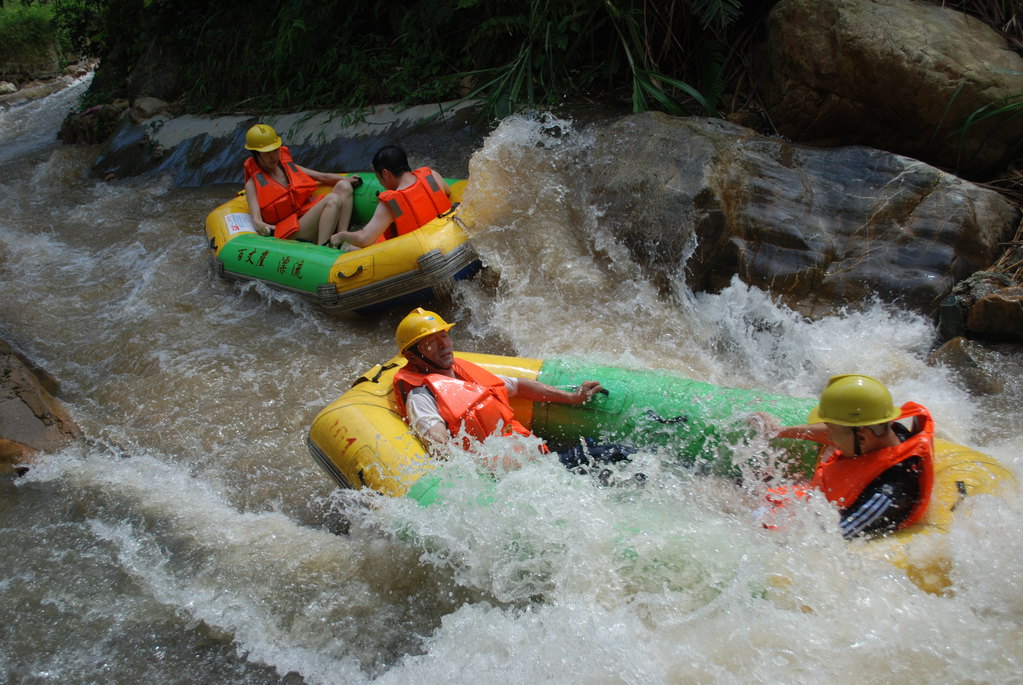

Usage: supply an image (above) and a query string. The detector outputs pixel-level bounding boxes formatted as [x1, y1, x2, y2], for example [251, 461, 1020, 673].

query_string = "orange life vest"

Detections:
[809, 401, 935, 528]
[394, 359, 533, 446]
[764, 402, 935, 531]
[243, 146, 322, 239]
[378, 167, 452, 238]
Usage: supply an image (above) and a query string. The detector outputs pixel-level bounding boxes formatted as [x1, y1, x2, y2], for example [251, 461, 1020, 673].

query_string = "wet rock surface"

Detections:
[0, 61, 92, 110]
[0, 340, 81, 474]
[88, 102, 485, 185]
[585, 113, 1019, 318]
[759, 0, 1023, 179]
[941, 268, 1023, 343]
[928, 336, 1023, 397]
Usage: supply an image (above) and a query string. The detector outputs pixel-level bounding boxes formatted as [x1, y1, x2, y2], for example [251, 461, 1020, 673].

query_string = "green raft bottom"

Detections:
[404, 358, 819, 506]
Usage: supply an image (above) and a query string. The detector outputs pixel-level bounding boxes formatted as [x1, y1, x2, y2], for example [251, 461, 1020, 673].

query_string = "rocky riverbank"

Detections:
[0, 59, 94, 109]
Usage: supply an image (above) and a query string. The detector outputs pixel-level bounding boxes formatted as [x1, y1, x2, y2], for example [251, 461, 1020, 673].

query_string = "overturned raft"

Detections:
[307, 352, 1015, 594]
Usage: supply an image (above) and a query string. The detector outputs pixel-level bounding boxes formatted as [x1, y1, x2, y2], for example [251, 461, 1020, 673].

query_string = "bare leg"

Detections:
[294, 182, 354, 245]
[294, 197, 333, 243]
[320, 183, 354, 246]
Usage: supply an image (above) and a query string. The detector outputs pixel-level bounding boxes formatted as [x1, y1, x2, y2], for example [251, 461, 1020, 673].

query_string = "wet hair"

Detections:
[372, 145, 412, 175]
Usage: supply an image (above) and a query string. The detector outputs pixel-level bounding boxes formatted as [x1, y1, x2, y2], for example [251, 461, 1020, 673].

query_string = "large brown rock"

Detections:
[928, 335, 1023, 397]
[759, 0, 1023, 179]
[58, 100, 129, 145]
[586, 113, 1019, 317]
[943, 271, 1023, 342]
[927, 337, 1005, 395]
[0, 340, 81, 475]
[966, 286, 1023, 341]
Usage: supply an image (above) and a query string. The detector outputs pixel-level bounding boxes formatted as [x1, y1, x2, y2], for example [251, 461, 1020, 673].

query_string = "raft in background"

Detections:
[307, 352, 1017, 595]
[204, 175, 479, 314]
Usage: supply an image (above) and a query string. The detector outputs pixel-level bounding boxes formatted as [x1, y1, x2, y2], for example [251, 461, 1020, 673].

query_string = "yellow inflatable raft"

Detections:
[204, 175, 479, 314]
[306, 352, 1016, 594]
[859, 438, 1014, 593]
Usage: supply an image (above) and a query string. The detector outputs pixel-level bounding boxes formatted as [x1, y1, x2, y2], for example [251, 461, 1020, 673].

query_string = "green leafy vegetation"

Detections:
[0, 1, 60, 78]
[47, 0, 756, 120]
[31, 0, 1023, 133]
[52, 0, 107, 57]
[456, 0, 742, 118]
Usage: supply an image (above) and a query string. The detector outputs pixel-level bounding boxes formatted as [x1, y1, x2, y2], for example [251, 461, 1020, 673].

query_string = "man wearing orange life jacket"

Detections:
[758, 374, 935, 539]
[392, 308, 604, 453]
[325, 146, 452, 249]
[242, 124, 357, 245]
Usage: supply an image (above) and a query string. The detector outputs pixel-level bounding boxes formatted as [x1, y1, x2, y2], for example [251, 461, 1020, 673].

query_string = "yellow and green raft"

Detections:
[307, 353, 1016, 594]
[204, 175, 478, 314]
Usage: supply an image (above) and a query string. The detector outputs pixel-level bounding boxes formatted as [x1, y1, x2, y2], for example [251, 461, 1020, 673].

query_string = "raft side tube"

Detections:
[205, 192, 257, 257]
[307, 353, 540, 498]
[534, 358, 820, 476]
[216, 233, 343, 293]
[322, 219, 479, 297]
[860, 437, 1017, 594]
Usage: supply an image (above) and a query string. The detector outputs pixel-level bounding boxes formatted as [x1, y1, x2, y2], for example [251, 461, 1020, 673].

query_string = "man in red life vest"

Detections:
[326, 146, 452, 249]
[242, 124, 358, 245]
[392, 308, 605, 452]
[759, 374, 935, 539]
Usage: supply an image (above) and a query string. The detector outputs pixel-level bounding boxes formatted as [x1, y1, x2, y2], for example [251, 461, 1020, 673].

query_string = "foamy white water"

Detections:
[0, 101, 1020, 684]
[0, 71, 93, 164]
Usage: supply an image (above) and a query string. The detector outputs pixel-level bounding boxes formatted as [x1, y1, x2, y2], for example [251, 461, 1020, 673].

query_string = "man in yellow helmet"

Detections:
[760, 374, 935, 539]
[242, 123, 358, 245]
[392, 308, 613, 465]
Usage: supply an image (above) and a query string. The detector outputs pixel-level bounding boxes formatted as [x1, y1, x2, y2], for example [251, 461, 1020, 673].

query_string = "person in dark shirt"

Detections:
[758, 374, 935, 539]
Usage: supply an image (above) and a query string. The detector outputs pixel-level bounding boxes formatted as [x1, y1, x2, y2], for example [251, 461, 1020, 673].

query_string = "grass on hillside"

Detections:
[0, 1, 60, 78]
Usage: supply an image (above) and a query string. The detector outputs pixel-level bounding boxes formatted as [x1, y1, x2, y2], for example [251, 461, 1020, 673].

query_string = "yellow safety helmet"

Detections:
[244, 124, 282, 152]
[807, 374, 902, 426]
[396, 308, 455, 354]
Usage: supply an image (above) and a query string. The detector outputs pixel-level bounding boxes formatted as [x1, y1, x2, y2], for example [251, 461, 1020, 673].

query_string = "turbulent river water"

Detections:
[2, 77, 1022, 685]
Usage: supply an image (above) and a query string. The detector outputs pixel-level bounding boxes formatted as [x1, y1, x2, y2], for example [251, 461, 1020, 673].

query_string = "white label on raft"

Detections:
[224, 213, 256, 234]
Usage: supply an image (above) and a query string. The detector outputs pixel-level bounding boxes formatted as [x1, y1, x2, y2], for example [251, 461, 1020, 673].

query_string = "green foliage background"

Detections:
[4, 0, 1022, 128]
[0, 1, 60, 76]
[46, 0, 758, 118]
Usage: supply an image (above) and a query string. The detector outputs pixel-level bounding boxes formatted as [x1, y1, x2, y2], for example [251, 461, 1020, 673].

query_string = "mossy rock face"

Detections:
[0, 37, 60, 82]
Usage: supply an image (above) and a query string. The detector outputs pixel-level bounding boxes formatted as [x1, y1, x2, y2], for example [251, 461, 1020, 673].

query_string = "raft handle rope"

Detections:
[645, 409, 688, 425]
[951, 480, 968, 511]
[351, 363, 400, 388]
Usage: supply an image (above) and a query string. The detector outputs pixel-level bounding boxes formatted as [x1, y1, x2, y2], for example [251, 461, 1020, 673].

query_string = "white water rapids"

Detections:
[1, 79, 1021, 684]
